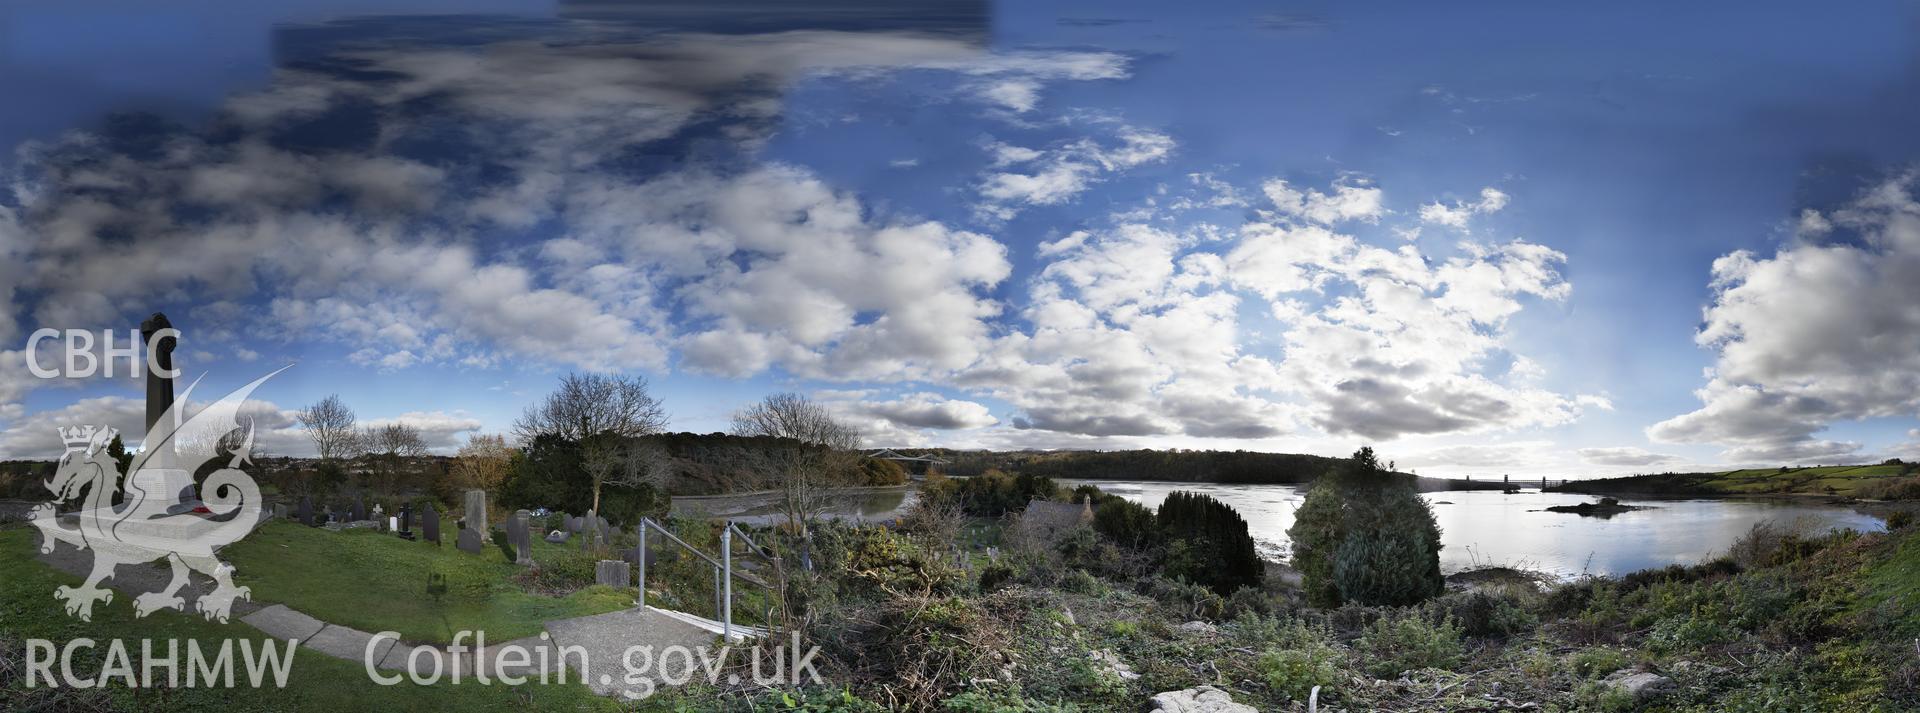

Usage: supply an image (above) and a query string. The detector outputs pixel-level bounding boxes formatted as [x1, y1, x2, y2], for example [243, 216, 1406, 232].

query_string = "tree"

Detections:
[361, 423, 427, 494]
[296, 395, 360, 460]
[730, 393, 861, 544]
[513, 373, 667, 444]
[1157, 491, 1262, 594]
[579, 434, 671, 547]
[448, 434, 512, 492]
[1288, 448, 1443, 607]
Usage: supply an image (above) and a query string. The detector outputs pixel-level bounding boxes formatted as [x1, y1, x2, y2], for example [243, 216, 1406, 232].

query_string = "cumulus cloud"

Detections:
[1418, 187, 1509, 230]
[848, 393, 998, 430]
[0, 28, 1133, 423]
[1262, 177, 1385, 225]
[1650, 175, 1920, 463]
[1577, 446, 1685, 467]
[975, 128, 1175, 219]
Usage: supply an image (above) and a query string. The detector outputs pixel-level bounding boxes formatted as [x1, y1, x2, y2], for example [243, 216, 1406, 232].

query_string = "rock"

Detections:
[1602, 670, 1675, 702]
[1148, 685, 1256, 713]
[1176, 620, 1218, 636]
[1088, 648, 1140, 681]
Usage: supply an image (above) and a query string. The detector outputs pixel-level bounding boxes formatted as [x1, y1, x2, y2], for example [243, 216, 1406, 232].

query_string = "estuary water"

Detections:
[1063, 480, 1888, 578]
[670, 480, 1886, 579]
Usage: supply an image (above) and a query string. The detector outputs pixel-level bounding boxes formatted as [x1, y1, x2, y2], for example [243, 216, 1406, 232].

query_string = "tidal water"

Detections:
[1064, 480, 1888, 578]
[670, 481, 1886, 578]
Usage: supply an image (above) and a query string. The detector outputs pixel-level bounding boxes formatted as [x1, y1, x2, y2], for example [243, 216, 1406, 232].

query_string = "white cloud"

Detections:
[975, 128, 1174, 219]
[1418, 187, 1509, 229]
[1262, 176, 1385, 225]
[1577, 446, 1684, 467]
[1651, 174, 1920, 463]
[847, 393, 999, 431]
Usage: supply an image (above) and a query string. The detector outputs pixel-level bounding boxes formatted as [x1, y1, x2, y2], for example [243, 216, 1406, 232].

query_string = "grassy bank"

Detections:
[223, 521, 632, 644]
[0, 527, 619, 712]
[1554, 463, 1918, 498]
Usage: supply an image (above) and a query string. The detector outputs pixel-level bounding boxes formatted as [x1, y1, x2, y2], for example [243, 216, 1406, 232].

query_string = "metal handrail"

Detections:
[635, 517, 783, 641]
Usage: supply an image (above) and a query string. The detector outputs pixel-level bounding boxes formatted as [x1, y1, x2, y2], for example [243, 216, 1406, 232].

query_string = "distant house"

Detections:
[1013, 497, 1093, 539]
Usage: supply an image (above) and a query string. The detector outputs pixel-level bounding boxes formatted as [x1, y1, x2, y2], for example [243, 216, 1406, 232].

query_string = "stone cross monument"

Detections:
[136, 312, 201, 516]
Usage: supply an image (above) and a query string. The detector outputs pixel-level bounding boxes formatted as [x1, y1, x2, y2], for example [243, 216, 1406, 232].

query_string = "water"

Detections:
[669, 480, 1887, 578]
[1064, 480, 1888, 578]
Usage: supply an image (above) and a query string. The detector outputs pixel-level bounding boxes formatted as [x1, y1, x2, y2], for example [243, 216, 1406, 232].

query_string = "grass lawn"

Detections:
[0, 527, 621, 712]
[1564, 463, 1913, 497]
[223, 521, 632, 644]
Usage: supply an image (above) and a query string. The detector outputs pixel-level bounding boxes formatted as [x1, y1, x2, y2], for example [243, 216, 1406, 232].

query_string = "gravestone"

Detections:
[507, 511, 533, 565]
[298, 497, 315, 527]
[422, 505, 441, 544]
[464, 490, 487, 534]
[563, 514, 584, 534]
[456, 527, 484, 555]
[594, 560, 631, 588]
[545, 530, 570, 544]
[397, 505, 416, 541]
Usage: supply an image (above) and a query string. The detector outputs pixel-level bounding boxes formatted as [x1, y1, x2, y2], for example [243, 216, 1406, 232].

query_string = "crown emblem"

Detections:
[58, 425, 109, 453]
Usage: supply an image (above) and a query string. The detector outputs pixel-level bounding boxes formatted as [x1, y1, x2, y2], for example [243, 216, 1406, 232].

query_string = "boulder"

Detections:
[1147, 685, 1256, 713]
[1176, 620, 1218, 636]
[1602, 670, 1675, 702]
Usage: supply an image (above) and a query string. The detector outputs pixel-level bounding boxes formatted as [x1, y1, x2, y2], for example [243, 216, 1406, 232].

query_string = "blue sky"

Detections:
[3, 0, 1919, 477]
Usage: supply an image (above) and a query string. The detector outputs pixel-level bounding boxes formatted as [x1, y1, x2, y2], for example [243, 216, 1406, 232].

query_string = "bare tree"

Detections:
[448, 433, 513, 492]
[361, 423, 427, 494]
[362, 423, 428, 458]
[296, 395, 359, 460]
[513, 373, 668, 444]
[579, 435, 672, 548]
[730, 393, 861, 545]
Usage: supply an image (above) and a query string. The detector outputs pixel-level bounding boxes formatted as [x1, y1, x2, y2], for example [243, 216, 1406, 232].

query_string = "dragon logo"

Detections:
[29, 367, 288, 623]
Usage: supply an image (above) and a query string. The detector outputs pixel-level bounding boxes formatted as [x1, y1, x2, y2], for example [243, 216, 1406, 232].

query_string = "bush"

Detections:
[1157, 491, 1263, 594]
[1291, 448, 1443, 607]
[1568, 647, 1628, 678]
[1145, 577, 1225, 620]
[1091, 498, 1156, 549]
[1258, 647, 1342, 701]
[979, 562, 1018, 593]
[1428, 589, 1537, 638]
[1354, 613, 1462, 677]
[1058, 569, 1103, 595]
[1886, 511, 1914, 530]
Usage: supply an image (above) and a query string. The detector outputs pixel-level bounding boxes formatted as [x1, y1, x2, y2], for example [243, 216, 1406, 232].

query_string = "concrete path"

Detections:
[32, 530, 737, 697]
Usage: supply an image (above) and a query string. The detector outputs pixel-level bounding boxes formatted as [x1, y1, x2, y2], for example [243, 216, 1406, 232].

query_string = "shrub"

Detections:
[1428, 590, 1537, 638]
[1291, 448, 1444, 607]
[1145, 577, 1225, 620]
[1887, 510, 1914, 530]
[1258, 647, 1342, 701]
[1157, 491, 1263, 594]
[1568, 647, 1628, 678]
[1092, 498, 1157, 549]
[979, 562, 1018, 593]
[1354, 613, 1462, 677]
[1058, 569, 1103, 595]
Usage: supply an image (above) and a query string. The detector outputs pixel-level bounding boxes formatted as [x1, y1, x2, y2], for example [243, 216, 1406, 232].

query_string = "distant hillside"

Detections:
[886, 447, 1509, 491]
[1551, 462, 1920, 498]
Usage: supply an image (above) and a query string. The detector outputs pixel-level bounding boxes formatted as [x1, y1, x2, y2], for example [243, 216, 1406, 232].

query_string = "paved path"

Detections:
[32, 529, 732, 698]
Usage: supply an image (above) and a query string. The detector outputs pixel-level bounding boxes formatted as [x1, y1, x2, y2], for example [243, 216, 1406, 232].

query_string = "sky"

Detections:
[3, 0, 1920, 478]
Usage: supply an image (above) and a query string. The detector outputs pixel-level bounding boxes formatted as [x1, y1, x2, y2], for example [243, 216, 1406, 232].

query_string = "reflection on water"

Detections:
[672, 487, 917, 527]
[1065, 480, 1887, 578]
[670, 480, 1887, 578]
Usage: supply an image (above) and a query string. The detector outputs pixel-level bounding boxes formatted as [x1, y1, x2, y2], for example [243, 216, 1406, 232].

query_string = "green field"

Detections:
[224, 521, 634, 644]
[0, 527, 621, 712]
[1558, 463, 1916, 497]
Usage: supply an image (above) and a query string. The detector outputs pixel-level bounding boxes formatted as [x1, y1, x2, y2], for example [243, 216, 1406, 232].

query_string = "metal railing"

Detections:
[635, 517, 783, 641]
